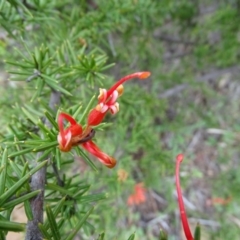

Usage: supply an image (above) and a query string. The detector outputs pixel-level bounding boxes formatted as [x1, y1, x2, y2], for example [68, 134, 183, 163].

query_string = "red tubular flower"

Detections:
[57, 112, 116, 168]
[175, 154, 194, 240]
[87, 72, 151, 126]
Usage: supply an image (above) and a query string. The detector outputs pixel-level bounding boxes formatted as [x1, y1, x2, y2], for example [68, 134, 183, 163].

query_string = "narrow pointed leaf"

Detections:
[8, 147, 34, 158]
[46, 205, 61, 240]
[65, 207, 94, 240]
[159, 229, 168, 240]
[24, 200, 34, 220]
[0, 148, 8, 195]
[31, 78, 45, 101]
[0, 231, 5, 239]
[44, 197, 66, 230]
[42, 74, 72, 96]
[97, 232, 105, 240]
[38, 223, 52, 239]
[9, 160, 22, 178]
[78, 94, 96, 123]
[22, 107, 39, 124]
[44, 111, 58, 130]
[0, 160, 47, 205]
[75, 147, 97, 172]
[72, 104, 83, 119]
[194, 223, 201, 240]
[46, 183, 73, 196]
[78, 193, 106, 203]
[55, 148, 61, 170]
[33, 141, 58, 152]
[0, 220, 25, 232]
[127, 233, 135, 240]
[37, 148, 52, 162]
[1, 190, 40, 211]
[37, 120, 55, 139]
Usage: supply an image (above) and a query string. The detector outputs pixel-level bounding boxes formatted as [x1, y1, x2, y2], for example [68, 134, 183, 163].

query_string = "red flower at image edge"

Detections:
[57, 72, 151, 168]
[127, 183, 146, 206]
[176, 154, 194, 240]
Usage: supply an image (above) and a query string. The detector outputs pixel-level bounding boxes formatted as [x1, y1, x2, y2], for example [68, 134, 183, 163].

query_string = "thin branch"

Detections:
[25, 89, 61, 240]
[52, 162, 64, 187]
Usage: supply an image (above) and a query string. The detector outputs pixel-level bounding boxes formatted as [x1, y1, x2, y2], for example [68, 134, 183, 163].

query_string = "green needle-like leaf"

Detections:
[97, 232, 105, 240]
[46, 183, 74, 196]
[75, 147, 98, 172]
[37, 121, 55, 139]
[22, 107, 39, 125]
[78, 94, 96, 124]
[37, 148, 53, 162]
[78, 193, 106, 203]
[46, 205, 61, 240]
[65, 206, 94, 240]
[0, 220, 25, 232]
[9, 160, 22, 178]
[44, 111, 58, 130]
[72, 103, 83, 120]
[0, 148, 8, 195]
[43, 197, 66, 231]
[194, 223, 201, 240]
[159, 229, 168, 240]
[24, 200, 34, 220]
[0, 160, 47, 205]
[55, 148, 61, 170]
[1, 190, 40, 210]
[38, 223, 52, 239]
[42, 74, 72, 96]
[8, 147, 34, 158]
[127, 233, 135, 240]
[33, 141, 58, 152]
[0, 231, 5, 240]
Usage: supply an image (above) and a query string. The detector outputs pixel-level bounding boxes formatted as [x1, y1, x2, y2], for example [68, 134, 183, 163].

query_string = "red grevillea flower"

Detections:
[57, 72, 151, 168]
[176, 154, 194, 240]
[87, 72, 151, 126]
[127, 183, 146, 206]
[57, 112, 116, 168]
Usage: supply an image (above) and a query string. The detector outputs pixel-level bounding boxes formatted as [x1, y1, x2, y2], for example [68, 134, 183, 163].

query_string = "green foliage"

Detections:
[0, 0, 239, 239]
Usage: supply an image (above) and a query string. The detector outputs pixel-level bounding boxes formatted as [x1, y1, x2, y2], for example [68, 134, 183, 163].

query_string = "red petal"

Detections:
[87, 108, 106, 126]
[68, 124, 83, 137]
[58, 112, 78, 127]
[58, 112, 82, 151]
[81, 140, 116, 168]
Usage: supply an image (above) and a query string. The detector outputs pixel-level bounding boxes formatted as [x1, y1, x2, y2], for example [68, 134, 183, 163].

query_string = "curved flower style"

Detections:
[57, 112, 116, 168]
[87, 72, 151, 126]
[175, 154, 194, 240]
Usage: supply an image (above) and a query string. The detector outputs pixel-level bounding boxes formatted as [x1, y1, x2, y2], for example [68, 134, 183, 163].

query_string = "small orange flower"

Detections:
[210, 196, 232, 205]
[117, 169, 128, 182]
[127, 183, 146, 206]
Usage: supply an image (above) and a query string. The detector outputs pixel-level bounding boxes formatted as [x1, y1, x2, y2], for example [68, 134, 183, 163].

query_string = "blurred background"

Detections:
[1, 0, 240, 239]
